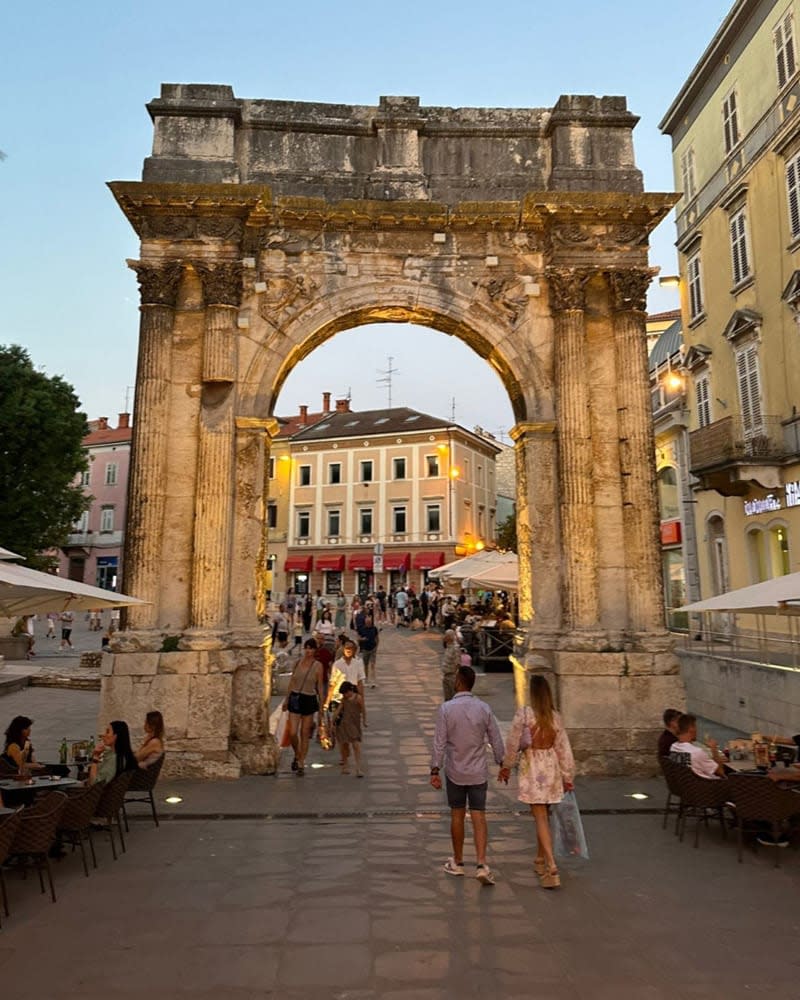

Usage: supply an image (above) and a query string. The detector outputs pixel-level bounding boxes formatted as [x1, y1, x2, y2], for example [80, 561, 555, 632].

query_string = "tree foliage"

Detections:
[496, 509, 517, 553]
[0, 345, 89, 568]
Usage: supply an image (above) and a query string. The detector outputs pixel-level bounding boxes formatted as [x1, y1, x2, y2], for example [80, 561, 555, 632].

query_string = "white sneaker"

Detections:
[476, 864, 495, 886]
[443, 858, 465, 876]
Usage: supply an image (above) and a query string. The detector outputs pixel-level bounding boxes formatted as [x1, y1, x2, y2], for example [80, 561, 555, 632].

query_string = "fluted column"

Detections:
[549, 269, 599, 630]
[123, 260, 184, 630]
[189, 262, 242, 633]
[608, 269, 665, 633]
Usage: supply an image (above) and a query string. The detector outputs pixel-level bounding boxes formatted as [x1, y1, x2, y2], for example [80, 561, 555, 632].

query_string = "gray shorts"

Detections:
[445, 777, 488, 811]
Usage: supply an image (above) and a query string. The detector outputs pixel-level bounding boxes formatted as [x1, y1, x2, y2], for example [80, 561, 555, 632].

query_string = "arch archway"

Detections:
[105, 86, 683, 776]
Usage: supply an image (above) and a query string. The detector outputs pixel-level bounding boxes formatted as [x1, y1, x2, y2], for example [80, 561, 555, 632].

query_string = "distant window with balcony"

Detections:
[105, 462, 118, 486]
[786, 153, 800, 240]
[426, 504, 441, 533]
[680, 145, 697, 201]
[729, 208, 751, 286]
[393, 457, 406, 480]
[359, 508, 373, 535]
[297, 511, 310, 539]
[393, 506, 407, 534]
[687, 252, 703, 320]
[299, 465, 311, 486]
[722, 89, 739, 153]
[694, 374, 712, 429]
[360, 460, 373, 483]
[426, 454, 440, 477]
[775, 9, 797, 88]
[657, 467, 680, 521]
[267, 504, 277, 529]
[328, 462, 341, 484]
[735, 344, 764, 437]
[100, 506, 114, 533]
[327, 509, 341, 537]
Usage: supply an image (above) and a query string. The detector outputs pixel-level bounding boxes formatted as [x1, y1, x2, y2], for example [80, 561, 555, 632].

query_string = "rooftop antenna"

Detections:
[123, 385, 134, 412]
[450, 397, 456, 422]
[376, 356, 399, 409]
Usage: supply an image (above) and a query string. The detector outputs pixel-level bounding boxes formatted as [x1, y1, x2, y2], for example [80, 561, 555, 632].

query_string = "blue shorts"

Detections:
[445, 777, 488, 811]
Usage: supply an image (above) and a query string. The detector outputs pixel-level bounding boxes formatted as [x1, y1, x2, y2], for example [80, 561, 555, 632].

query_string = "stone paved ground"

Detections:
[0, 626, 797, 997]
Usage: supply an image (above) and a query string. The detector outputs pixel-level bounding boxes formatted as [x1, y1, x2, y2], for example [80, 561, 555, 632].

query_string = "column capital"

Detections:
[510, 420, 556, 442]
[193, 260, 243, 307]
[547, 268, 592, 312]
[606, 268, 655, 313]
[127, 259, 184, 307]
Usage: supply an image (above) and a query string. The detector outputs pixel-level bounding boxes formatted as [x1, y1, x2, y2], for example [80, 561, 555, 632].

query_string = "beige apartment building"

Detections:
[661, 0, 800, 621]
[266, 401, 500, 600]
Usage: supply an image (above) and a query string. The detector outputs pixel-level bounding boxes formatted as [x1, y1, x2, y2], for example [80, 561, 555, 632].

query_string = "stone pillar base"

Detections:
[100, 635, 277, 779]
[513, 631, 685, 777]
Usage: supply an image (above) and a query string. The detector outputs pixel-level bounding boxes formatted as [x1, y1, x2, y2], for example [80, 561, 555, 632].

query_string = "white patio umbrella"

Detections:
[0, 546, 24, 561]
[462, 558, 519, 591]
[0, 560, 147, 616]
[429, 549, 515, 584]
[677, 572, 800, 616]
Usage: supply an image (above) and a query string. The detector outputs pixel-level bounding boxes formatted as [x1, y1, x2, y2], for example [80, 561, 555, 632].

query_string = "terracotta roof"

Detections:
[275, 410, 330, 439]
[647, 309, 682, 323]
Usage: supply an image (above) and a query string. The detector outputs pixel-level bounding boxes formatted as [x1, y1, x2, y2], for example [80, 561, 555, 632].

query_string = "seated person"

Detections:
[135, 710, 165, 768]
[88, 720, 138, 785]
[2, 715, 38, 771]
[669, 713, 727, 779]
[658, 708, 682, 758]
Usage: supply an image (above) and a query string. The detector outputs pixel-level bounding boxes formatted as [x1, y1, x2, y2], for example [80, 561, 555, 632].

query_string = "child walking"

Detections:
[333, 681, 365, 777]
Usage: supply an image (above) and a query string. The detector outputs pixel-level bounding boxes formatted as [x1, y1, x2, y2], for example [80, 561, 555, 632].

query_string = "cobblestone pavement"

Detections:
[0, 626, 797, 997]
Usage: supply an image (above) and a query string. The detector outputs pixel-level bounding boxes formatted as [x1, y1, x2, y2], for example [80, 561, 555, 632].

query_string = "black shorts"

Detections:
[276, 631, 288, 643]
[289, 692, 319, 717]
[445, 777, 488, 811]
[61, 628, 72, 640]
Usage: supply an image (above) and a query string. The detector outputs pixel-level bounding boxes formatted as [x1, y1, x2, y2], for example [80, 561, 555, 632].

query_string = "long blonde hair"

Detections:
[529, 674, 556, 748]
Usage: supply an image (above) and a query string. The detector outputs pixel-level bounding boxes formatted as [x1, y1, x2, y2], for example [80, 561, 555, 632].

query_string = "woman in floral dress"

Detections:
[502, 674, 575, 889]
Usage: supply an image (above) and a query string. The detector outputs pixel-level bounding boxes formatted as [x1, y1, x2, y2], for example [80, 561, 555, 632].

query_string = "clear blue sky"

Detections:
[1, 1, 731, 438]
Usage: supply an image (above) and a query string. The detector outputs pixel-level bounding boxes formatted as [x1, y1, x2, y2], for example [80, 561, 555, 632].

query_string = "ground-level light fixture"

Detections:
[627, 792, 650, 801]
[165, 795, 183, 805]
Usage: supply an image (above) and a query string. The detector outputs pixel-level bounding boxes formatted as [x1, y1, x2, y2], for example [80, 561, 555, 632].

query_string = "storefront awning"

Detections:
[348, 554, 374, 571]
[284, 556, 313, 573]
[316, 555, 345, 572]
[413, 551, 446, 570]
[384, 552, 410, 571]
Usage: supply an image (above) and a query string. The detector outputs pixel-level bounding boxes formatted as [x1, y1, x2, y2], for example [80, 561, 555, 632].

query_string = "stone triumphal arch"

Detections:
[105, 85, 683, 777]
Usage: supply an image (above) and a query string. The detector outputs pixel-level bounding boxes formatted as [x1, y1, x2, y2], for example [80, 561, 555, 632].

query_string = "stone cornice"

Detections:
[510, 421, 557, 441]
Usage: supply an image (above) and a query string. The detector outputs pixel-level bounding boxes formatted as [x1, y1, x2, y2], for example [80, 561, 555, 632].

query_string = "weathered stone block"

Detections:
[560, 675, 624, 728]
[108, 652, 159, 676]
[187, 673, 232, 739]
[557, 652, 626, 676]
[233, 736, 279, 775]
[231, 668, 267, 741]
[158, 651, 209, 675]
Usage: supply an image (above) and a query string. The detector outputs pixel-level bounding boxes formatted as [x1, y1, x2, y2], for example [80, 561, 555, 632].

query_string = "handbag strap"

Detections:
[293, 659, 317, 693]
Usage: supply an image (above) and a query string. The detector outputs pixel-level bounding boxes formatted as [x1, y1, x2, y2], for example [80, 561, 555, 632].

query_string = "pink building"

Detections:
[58, 414, 132, 590]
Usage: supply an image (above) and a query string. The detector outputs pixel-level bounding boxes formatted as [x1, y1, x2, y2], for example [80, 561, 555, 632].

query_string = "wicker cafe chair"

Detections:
[58, 782, 104, 877]
[0, 809, 23, 924]
[93, 770, 134, 861]
[727, 773, 800, 868]
[123, 753, 165, 831]
[659, 757, 686, 834]
[7, 791, 68, 903]
[672, 766, 731, 848]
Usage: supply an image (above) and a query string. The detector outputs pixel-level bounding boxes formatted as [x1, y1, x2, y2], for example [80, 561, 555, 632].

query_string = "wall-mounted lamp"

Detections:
[658, 275, 681, 289]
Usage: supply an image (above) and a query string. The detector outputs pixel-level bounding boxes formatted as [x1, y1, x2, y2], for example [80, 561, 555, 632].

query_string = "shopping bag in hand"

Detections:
[550, 790, 589, 860]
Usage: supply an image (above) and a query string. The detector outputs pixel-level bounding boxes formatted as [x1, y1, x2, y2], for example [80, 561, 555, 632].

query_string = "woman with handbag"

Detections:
[282, 638, 324, 776]
[499, 674, 575, 889]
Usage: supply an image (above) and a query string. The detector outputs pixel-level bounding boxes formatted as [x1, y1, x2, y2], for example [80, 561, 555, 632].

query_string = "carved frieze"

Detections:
[139, 215, 244, 243]
[607, 269, 652, 313]
[256, 273, 319, 325]
[472, 276, 528, 327]
[128, 259, 184, 307]
[608, 224, 648, 247]
[194, 261, 244, 307]
[547, 269, 591, 312]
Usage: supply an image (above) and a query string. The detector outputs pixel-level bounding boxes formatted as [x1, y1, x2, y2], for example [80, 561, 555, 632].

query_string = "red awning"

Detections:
[384, 552, 410, 571]
[284, 556, 313, 572]
[316, 555, 345, 572]
[348, 554, 374, 571]
[413, 551, 445, 570]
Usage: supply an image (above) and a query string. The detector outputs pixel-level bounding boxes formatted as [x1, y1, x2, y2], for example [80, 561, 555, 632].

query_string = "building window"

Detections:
[327, 509, 341, 537]
[722, 89, 739, 153]
[299, 464, 311, 486]
[729, 208, 751, 286]
[105, 463, 118, 486]
[680, 145, 697, 201]
[360, 460, 373, 483]
[426, 454, 440, 477]
[80, 469, 90, 487]
[297, 511, 310, 538]
[687, 252, 703, 320]
[426, 504, 441, 533]
[393, 457, 406, 480]
[735, 344, 764, 437]
[268, 457, 275, 479]
[100, 506, 114, 533]
[393, 506, 407, 534]
[695, 374, 712, 429]
[359, 508, 373, 535]
[324, 570, 342, 594]
[657, 467, 680, 521]
[775, 9, 797, 88]
[787, 153, 800, 240]
[328, 462, 341, 485]
[267, 504, 277, 529]
[74, 511, 89, 533]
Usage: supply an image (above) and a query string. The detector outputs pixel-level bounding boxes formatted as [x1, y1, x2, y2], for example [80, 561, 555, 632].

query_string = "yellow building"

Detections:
[661, 0, 800, 621]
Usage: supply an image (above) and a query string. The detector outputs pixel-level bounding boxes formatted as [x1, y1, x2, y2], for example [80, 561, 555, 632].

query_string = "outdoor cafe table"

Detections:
[0, 776, 80, 806]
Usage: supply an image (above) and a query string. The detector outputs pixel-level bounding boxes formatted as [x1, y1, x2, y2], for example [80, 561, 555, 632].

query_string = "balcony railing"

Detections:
[689, 414, 786, 472]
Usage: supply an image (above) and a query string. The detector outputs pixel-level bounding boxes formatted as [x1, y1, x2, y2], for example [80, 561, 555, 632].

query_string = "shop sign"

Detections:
[660, 520, 682, 545]
[787, 480, 800, 508]
[744, 494, 782, 517]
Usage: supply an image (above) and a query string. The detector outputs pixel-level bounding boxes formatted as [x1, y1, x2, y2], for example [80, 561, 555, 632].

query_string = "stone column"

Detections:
[608, 269, 665, 634]
[549, 269, 599, 631]
[123, 260, 184, 631]
[188, 262, 242, 636]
